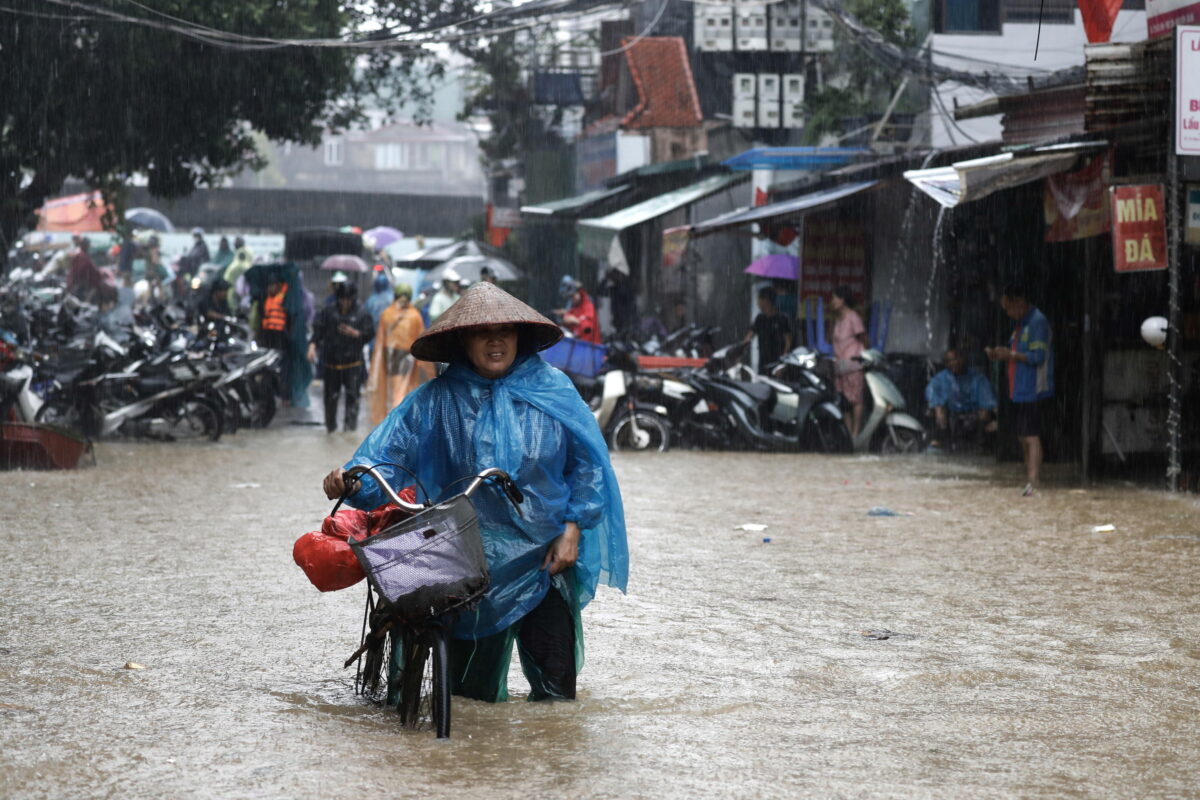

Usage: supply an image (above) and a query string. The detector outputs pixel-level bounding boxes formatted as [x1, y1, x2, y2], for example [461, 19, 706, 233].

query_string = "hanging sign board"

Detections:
[1187, 186, 1200, 244]
[1179, 26, 1200, 155]
[1111, 185, 1168, 271]
[1150, 0, 1200, 37]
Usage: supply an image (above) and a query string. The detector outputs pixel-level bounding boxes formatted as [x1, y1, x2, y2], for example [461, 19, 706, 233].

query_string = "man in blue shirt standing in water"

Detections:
[987, 285, 1054, 497]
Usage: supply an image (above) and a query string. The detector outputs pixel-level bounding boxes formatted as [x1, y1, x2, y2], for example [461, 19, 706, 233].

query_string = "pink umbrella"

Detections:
[744, 254, 798, 280]
[320, 254, 369, 273]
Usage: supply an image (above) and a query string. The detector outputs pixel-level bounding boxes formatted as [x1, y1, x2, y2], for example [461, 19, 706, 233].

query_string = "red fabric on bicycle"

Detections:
[294, 487, 419, 592]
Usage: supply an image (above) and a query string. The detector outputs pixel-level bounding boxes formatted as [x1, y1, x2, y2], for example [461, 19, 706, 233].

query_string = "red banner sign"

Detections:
[1110, 185, 1168, 272]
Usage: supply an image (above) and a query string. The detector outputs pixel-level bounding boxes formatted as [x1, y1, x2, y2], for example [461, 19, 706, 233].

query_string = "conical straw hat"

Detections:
[411, 282, 563, 362]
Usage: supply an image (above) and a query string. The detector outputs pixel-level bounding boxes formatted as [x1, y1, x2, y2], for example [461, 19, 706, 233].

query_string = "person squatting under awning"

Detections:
[309, 281, 373, 434]
[322, 282, 629, 702]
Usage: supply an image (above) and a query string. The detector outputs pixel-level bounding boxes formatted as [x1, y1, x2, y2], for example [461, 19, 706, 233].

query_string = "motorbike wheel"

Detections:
[34, 398, 83, 434]
[166, 398, 223, 442]
[878, 426, 923, 455]
[249, 378, 277, 428]
[806, 414, 853, 454]
[608, 411, 671, 453]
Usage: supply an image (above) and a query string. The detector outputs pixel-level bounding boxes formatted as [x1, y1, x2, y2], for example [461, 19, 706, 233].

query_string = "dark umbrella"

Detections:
[426, 254, 523, 284]
[320, 254, 370, 273]
[125, 207, 175, 233]
[400, 239, 500, 267]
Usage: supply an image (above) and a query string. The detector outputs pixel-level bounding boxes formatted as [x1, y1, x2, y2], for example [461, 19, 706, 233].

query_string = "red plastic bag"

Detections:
[293, 487, 420, 593]
[292, 529, 367, 592]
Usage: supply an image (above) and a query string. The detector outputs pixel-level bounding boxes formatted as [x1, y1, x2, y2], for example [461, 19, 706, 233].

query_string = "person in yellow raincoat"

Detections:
[367, 284, 434, 426]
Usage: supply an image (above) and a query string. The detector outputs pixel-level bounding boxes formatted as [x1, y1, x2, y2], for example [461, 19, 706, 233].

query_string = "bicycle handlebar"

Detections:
[340, 464, 524, 515]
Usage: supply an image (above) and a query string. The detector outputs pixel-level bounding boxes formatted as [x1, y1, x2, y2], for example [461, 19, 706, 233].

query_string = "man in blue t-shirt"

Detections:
[925, 347, 998, 452]
[986, 285, 1054, 496]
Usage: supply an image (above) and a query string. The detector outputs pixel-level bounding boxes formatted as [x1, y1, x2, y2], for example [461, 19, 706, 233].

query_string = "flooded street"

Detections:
[2, 425, 1198, 799]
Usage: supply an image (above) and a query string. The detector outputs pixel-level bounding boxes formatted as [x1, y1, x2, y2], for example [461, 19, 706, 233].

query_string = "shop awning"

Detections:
[577, 172, 747, 260]
[578, 172, 746, 235]
[690, 180, 879, 236]
[722, 147, 870, 171]
[520, 184, 630, 218]
[903, 151, 1080, 208]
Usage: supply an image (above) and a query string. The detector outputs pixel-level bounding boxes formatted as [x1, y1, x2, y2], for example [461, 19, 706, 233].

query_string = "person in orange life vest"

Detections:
[554, 276, 600, 344]
[258, 278, 290, 351]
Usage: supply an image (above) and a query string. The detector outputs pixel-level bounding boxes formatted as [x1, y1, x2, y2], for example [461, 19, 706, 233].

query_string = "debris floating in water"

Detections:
[734, 523, 768, 532]
[232, 482, 261, 489]
[123, 662, 146, 670]
[860, 629, 893, 640]
[867, 507, 913, 517]
[762, 537, 772, 543]
[1091, 524, 1116, 533]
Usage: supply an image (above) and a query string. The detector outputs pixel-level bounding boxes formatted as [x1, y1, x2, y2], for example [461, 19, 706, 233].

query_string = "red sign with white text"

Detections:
[1110, 185, 1168, 272]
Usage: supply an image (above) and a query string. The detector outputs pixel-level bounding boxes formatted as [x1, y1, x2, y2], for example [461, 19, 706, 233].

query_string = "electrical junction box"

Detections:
[733, 97, 758, 128]
[733, 73, 758, 99]
[783, 74, 805, 103]
[806, 7, 835, 53]
[758, 100, 782, 128]
[757, 73, 781, 101]
[694, 5, 734, 51]
[783, 101, 806, 128]
[769, 0, 802, 52]
[736, 4, 769, 50]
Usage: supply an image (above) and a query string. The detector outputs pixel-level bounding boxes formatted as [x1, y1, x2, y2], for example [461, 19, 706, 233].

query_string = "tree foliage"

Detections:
[0, 0, 472, 253]
[802, 0, 917, 145]
[457, 32, 563, 166]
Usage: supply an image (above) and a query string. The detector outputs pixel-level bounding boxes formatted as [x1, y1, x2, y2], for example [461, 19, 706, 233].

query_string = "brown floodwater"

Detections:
[1, 424, 1198, 799]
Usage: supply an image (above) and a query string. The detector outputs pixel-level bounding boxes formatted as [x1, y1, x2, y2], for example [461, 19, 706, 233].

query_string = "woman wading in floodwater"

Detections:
[323, 283, 628, 701]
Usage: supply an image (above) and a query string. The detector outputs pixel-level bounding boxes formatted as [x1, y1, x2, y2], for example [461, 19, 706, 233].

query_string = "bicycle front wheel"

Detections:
[430, 627, 450, 739]
[396, 626, 452, 738]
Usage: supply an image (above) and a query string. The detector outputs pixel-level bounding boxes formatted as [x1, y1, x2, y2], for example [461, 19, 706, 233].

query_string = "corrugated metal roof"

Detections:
[1084, 37, 1170, 151]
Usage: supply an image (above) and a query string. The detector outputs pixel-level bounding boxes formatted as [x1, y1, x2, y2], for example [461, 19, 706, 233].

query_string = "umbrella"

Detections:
[744, 254, 798, 280]
[125, 207, 175, 233]
[320, 254, 369, 273]
[427, 254, 523, 284]
[400, 239, 500, 266]
[363, 226, 404, 250]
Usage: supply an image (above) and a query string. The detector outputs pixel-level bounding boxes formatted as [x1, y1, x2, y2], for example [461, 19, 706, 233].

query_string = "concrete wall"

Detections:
[125, 186, 482, 238]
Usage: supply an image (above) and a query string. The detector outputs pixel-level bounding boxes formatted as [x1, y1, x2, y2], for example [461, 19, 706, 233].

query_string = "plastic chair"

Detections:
[868, 302, 892, 351]
[805, 297, 832, 355]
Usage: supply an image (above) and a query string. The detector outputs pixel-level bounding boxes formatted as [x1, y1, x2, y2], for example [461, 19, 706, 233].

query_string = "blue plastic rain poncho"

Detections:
[343, 353, 628, 639]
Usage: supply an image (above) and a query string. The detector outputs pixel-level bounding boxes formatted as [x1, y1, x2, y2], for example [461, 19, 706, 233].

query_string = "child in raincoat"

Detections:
[323, 282, 628, 702]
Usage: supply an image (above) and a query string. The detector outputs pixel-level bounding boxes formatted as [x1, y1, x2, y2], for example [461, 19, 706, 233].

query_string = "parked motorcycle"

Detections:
[839, 349, 925, 453]
[680, 342, 850, 453]
[596, 345, 671, 452]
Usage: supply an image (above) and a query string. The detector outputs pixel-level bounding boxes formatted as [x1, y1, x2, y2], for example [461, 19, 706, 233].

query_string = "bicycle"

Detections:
[333, 463, 524, 739]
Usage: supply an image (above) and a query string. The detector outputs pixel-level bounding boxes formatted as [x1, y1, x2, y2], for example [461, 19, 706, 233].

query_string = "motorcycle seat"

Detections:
[731, 380, 773, 405]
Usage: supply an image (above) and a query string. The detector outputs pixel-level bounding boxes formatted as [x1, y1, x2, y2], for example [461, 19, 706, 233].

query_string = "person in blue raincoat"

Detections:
[322, 282, 628, 702]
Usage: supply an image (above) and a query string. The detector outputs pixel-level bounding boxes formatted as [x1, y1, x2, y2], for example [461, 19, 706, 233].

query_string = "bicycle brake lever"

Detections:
[500, 477, 525, 519]
[329, 474, 362, 515]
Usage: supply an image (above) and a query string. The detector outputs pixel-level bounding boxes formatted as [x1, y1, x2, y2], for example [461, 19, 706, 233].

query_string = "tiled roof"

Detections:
[621, 37, 704, 129]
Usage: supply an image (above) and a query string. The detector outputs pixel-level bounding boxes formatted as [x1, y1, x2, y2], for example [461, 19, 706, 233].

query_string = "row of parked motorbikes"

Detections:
[1, 273, 281, 445]
[574, 324, 926, 455]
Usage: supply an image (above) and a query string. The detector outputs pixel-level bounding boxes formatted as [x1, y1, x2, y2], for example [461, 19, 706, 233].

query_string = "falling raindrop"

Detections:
[926, 205, 949, 357]
[888, 149, 941, 306]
